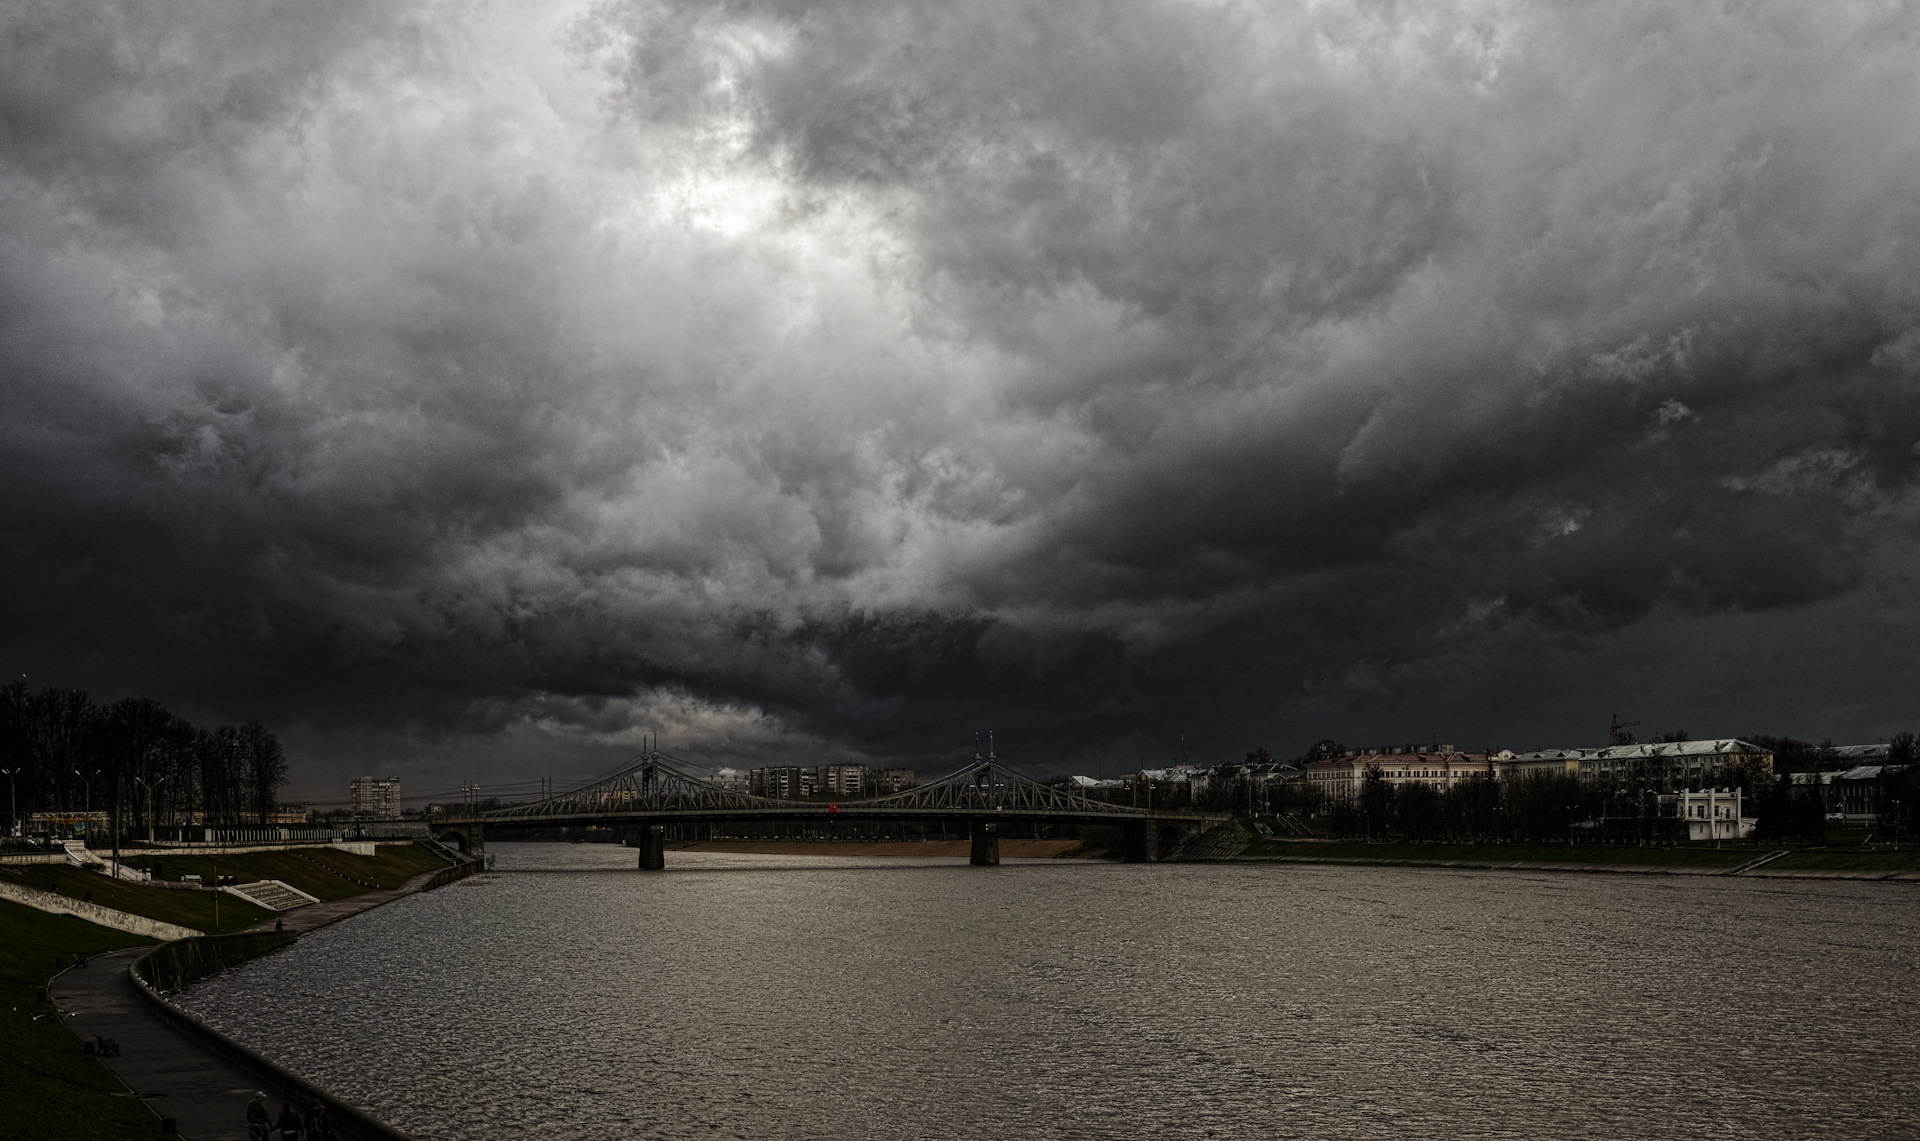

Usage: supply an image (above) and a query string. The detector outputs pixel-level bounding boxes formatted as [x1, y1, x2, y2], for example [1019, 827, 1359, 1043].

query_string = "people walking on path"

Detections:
[277, 1100, 303, 1139]
[246, 1094, 271, 1141]
[306, 1098, 337, 1140]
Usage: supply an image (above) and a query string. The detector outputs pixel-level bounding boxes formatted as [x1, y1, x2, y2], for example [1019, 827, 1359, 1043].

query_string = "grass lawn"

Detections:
[0, 865, 273, 934]
[1765, 848, 1920, 871]
[114, 842, 451, 903]
[0, 900, 162, 1141]
[1240, 839, 1758, 868]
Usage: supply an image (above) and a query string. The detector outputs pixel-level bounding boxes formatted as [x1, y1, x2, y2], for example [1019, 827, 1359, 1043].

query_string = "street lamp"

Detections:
[73, 767, 103, 812]
[72, 767, 104, 844]
[134, 776, 167, 843]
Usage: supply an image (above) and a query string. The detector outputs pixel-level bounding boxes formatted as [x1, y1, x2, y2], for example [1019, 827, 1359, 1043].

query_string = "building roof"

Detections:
[1305, 751, 1488, 768]
[1829, 743, 1892, 761]
[1509, 739, 1767, 763]
[1833, 764, 1913, 781]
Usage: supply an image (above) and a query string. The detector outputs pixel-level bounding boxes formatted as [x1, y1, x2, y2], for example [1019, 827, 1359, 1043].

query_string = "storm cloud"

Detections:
[5, 0, 1920, 792]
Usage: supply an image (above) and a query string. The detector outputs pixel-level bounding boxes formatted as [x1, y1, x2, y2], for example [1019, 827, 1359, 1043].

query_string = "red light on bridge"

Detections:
[829, 804, 839, 813]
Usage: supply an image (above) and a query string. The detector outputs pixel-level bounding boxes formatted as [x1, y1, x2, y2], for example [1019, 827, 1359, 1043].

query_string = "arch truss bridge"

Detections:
[447, 749, 1219, 867]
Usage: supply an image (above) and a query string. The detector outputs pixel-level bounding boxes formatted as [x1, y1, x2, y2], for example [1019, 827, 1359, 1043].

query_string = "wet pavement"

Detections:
[49, 865, 456, 1140]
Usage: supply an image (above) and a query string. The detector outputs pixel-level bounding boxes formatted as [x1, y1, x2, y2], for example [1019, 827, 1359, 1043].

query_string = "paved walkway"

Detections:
[50, 865, 468, 1140]
[50, 947, 269, 1140]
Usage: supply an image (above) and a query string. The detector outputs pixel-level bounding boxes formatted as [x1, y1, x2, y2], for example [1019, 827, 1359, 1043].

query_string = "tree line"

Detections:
[0, 683, 287, 833]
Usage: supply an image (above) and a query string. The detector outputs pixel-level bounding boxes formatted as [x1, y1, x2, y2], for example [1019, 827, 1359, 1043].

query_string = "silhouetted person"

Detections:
[304, 1098, 324, 1136]
[246, 1095, 271, 1141]
[277, 1101, 302, 1139]
[275, 918, 285, 931]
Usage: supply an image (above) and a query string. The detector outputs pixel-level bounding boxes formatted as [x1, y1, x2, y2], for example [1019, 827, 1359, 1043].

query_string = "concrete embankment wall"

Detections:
[0, 878, 202, 939]
[135, 839, 421, 857]
[124, 855, 485, 1141]
[134, 931, 300, 992]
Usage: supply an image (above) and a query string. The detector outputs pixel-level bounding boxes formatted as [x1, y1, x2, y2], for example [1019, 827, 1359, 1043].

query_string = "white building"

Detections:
[1662, 788, 1753, 840]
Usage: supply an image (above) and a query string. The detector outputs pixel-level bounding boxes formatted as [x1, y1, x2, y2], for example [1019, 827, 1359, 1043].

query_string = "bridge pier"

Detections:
[433, 821, 484, 855]
[637, 823, 666, 870]
[969, 821, 1000, 866]
[1122, 821, 1153, 863]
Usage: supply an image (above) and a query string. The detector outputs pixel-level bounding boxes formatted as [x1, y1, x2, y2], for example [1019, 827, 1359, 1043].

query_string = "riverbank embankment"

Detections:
[1230, 836, 1920, 880]
[3, 840, 478, 1140]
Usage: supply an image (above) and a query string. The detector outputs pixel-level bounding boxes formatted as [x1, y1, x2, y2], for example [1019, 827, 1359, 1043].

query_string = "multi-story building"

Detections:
[348, 776, 401, 821]
[871, 768, 916, 794]
[1503, 740, 1774, 790]
[1495, 751, 1582, 781]
[816, 764, 868, 797]
[747, 764, 919, 799]
[750, 766, 816, 799]
[1785, 743, 1913, 823]
[1830, 764, 1911, 824]
[1301, 748, 1494, 803]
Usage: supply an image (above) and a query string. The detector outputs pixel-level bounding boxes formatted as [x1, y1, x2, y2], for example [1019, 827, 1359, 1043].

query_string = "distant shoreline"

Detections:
[677, 839, 1088, 859]
[673, 836, 1920, 881]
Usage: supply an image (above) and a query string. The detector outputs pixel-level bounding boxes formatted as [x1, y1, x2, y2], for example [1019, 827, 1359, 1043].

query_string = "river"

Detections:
[175, 844, 1920, 1139]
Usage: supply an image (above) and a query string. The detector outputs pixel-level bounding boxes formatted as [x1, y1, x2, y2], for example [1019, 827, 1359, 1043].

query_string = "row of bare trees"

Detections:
[0, 683, 286, 835]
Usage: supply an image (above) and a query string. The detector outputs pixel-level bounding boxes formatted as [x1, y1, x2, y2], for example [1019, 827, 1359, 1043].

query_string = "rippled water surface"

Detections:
[177, 844, 1920, 1139]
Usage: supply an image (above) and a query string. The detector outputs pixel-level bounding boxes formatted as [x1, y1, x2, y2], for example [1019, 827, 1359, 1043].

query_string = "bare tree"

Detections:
[235, 721, 287, 824]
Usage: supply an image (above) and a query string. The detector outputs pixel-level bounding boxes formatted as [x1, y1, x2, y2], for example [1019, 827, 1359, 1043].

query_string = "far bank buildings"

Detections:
[1301, 740, 1774, 840]
[1303, 738, 1775, 799]
[1299, 736, 1914, 834]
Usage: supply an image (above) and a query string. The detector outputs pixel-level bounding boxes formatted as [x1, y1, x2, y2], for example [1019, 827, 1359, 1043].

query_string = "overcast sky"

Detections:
[6, 0, 1920, 801]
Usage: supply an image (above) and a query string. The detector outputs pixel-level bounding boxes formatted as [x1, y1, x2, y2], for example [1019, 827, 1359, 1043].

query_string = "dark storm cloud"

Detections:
[4, 0, 1920, 788]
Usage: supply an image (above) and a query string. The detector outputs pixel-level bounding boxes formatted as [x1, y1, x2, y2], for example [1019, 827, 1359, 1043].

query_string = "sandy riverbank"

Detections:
[678, 839, 1087, 858]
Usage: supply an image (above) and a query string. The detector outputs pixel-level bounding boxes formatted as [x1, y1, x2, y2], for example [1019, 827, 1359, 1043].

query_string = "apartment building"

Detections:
[750, 766, 817, 799]
[747, 764, 919, 799]
[349, 775, 402, 821]
[1504, 740, 1773, 789]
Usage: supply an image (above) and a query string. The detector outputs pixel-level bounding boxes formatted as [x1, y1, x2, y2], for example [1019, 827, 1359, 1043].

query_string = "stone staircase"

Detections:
[419, 838, 467, 864]
[220, 880, 321, 911]
[62, 840, 106, 868]
[1175, 819, 1254, 861]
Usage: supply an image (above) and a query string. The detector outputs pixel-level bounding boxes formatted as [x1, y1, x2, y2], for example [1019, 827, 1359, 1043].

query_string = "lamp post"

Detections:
[73, 767, 103, 811]
[72, 767, 104, 844]
[134, 776, 167, 843]
[0, 767, 17, 838]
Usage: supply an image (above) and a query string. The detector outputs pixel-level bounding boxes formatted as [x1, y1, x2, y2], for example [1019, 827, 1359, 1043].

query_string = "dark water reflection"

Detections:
[177, 844, 1920, 1139]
